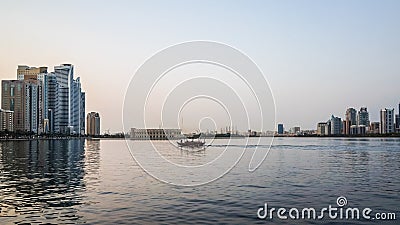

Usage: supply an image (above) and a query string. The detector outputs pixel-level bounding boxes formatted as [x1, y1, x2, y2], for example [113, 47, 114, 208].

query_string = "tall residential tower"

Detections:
[380, 108, 394, 134]
[87, 112, 101, 136]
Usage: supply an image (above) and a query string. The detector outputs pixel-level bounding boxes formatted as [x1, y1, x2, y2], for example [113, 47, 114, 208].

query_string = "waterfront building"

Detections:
[277, 124, 284, 134]
[380, 108, 394, 134]
[330, 115, 342, 135]
[39, 73, 58, 133]
[289, 126, 301, 135]
[344, 108, 357, 135]
[1, 80, 24, 131]
[0, 109, 14, 132]
[54, 64, 85, 134]
[350, 125, 358, 135]
[369, 122, 380, 134]
[16, 67, 47, 133]
[2, 64, 86, 134]
[357, 107, 370, 127]
[87, 112, 101, 136]
[317, 122, 330, 136]
[71, 77, 85, 135]
[131, 128, 183, 140]
[1, 80, 42, 133]
[343, 120, 349, 135]
[25, 79, 43, 133]
[358, 125, 367, 135]
[345, 107, 370, 135]
[396, 103, 400, 133]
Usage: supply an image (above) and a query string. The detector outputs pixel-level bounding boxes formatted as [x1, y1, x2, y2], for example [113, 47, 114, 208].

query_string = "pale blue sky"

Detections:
[1, 0, 399, 132]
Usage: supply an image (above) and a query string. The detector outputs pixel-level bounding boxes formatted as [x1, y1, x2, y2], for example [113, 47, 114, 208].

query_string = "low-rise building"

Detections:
[131, 128, 183, 140]
[289, 126, 301, 135]
[0, 109, 14, 132]
[369, 122, 380, 134]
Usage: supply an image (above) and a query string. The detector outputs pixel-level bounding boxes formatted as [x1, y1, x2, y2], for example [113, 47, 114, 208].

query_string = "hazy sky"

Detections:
[1, 0, 399, 132]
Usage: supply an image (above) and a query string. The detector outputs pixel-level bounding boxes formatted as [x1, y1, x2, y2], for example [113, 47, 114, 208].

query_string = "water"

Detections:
[0, 138, 399, 224]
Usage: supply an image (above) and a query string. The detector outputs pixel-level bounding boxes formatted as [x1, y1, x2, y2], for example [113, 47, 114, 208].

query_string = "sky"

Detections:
[0, 0, 399, 132]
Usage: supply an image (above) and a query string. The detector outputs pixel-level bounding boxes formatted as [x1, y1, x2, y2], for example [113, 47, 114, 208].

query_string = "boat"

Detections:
[177, 133, 205, 149]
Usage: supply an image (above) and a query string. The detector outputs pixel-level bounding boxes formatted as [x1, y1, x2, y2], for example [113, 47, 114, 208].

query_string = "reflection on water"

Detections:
[0, 138, 399, 224]
[0, 139, 100, 224]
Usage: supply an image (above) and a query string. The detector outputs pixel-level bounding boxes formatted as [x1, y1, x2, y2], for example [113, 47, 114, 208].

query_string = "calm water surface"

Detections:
[0, 138, 399, 224]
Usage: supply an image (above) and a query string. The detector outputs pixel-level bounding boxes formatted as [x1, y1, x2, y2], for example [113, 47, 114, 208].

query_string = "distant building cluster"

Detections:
[1, 64, 86, 134]
[276, 124, 306, 136]
[275, 103, 400, 136]
[316, 104, 400, 136]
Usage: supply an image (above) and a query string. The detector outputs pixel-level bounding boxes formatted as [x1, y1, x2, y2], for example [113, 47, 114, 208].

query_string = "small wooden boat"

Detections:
[177, 133, 205, 149]
[177, 139, 205, 148]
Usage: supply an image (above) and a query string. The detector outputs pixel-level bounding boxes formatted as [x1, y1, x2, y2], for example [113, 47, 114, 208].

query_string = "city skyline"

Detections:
[1, 64, 86, 134]
[1, 63, 399, 134]
[1, 1, 400, 132]
[2, 61, 398, 135]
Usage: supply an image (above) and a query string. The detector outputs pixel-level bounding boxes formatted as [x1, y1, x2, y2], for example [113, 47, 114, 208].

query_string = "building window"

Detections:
[10, 99, 14, 111]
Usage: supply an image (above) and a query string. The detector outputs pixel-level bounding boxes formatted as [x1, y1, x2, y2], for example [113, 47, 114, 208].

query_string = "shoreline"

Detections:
[1, 135, 400, 141]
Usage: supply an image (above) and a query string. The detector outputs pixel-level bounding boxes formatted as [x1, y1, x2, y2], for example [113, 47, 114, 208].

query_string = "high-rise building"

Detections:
[54, 64, 72, 133]
[80, 92, 86, 135]
[380, 108, 394, 134]
[277, 124, 284, 134]
[2, 64, 86, 135]
[24, 79, 43, 133]
[87, 112, 100, 136]
[330, 115, 342, 135]
[39, 73, 58, 133]
[396, 103, 400, 133]
[53, 64, 85, 134]
[317, 122, 330, 136]
[16, 66, 46, 133]
[344, 108, 357, 135]
[1, 80, 29, 132]
[71, 77, 85, 135]
[0, 109, 14, 132]
[357, 107, 370, 127]
[347, 107, 371, 135]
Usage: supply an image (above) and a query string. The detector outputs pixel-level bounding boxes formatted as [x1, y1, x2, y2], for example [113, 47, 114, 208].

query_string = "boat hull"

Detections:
[177, 141, 205, 148]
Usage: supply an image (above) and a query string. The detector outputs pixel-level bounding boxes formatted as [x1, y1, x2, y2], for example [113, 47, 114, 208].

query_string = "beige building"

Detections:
[87, 112, 100, 136]
[17, 65, 47, 80]
[2, 80, 25, 131]
[0, 109, 14, 132]
[369, 122, 380, 134]
[131, 128, 183, 140]
[1, 79, 43, 133]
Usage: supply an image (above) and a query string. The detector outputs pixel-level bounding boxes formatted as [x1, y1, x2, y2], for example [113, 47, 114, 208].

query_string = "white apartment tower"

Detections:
[54, 64, 85, 134]
[380, 108, 394, 134]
